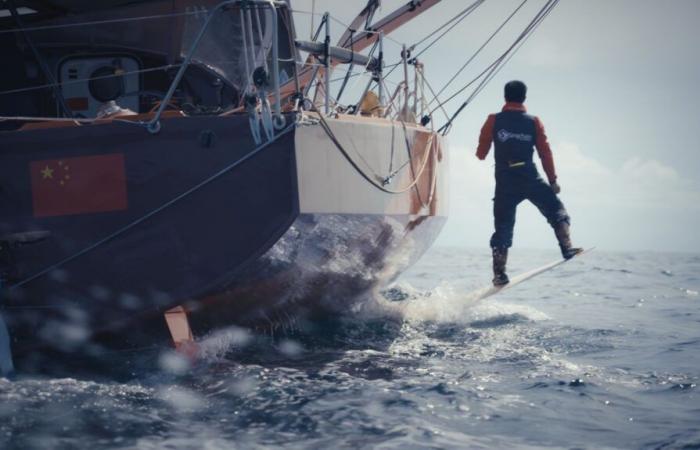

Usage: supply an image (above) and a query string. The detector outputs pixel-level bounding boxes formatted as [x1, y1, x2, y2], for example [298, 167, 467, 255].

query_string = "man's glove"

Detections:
[551, 182, 561, 194]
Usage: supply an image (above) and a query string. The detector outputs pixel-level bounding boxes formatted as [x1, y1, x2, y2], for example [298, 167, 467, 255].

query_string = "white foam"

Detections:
[358, 281, 551, 325]
[197, 326, 252, 361]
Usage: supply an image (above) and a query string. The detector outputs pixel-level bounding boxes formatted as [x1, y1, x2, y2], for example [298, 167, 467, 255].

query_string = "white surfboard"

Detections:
[470, 248, 594, 301]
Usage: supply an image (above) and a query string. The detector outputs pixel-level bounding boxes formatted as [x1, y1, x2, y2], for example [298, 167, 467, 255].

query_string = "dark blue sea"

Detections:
[1, 248, 699, 449]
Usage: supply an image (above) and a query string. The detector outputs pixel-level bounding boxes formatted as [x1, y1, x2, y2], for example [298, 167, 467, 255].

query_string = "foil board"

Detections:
[472, 248, 593, 301]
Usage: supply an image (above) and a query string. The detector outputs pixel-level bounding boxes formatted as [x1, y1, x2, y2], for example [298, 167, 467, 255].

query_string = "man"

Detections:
[477, 80, 582, 286]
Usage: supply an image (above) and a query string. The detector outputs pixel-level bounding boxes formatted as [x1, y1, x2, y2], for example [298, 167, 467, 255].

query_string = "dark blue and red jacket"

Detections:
[476, 102, 557, 184]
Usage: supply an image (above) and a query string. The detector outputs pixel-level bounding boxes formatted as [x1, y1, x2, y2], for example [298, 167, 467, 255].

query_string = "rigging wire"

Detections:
[412, 0, 486, 59]
[290, 9, 404, 46]
[5, 0, 72, 118]
[383, 0, 485, 80]
[435, 0, 561, 135]
[0, 10, 201, 34]
[473, 0, 560, 98]
[421, 72, 451, 123]
[0, 2, 280, 35]
[0, 63, 182, 98]
[431, 0, 529, 103]
[437, 2, 558, 133]
[325, 11, 404, 47]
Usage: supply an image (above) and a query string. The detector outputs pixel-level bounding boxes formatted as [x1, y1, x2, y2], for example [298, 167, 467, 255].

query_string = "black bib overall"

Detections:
[490, 110, 570, 249]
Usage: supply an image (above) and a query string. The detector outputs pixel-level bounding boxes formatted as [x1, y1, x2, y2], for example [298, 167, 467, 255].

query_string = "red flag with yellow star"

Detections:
[29, 154, 128, 217]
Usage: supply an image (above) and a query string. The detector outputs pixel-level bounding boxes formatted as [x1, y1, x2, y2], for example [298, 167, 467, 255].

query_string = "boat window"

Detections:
[0, 2, 296, 127]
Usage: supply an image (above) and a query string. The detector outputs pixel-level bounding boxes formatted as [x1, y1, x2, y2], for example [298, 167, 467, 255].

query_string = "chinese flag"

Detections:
[30, 154, 128, 218]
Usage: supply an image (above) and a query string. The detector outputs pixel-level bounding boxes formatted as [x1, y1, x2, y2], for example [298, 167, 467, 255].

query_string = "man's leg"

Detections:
[527, 180, 582, 259]
[490, 190, 520, 285]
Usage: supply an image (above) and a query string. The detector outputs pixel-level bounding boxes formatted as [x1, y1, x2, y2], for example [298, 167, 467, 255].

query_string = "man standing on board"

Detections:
[476, 80, 582, 286]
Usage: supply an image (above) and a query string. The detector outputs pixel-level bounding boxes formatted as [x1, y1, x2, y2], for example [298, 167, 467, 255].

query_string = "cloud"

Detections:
[437, 141, 700, 251]
[514, 37, 580, 70]
[446, 140, 700, 209]
[554, 142, 700, 210]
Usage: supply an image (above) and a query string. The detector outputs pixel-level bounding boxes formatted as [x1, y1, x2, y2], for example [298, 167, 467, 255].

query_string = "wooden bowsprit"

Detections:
[470, 248, 594, 301]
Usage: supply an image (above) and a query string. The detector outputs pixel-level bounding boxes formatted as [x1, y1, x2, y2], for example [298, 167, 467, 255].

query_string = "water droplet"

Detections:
[278, 339, 304, 357]
[158, 351, 191, 375]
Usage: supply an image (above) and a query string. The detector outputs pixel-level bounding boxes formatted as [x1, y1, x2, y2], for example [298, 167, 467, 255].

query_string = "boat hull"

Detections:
[0, 113, 449, 366]
[189, 114, 449, 330]
[188, 212, 447, 331]
[1, 115, 300, 357]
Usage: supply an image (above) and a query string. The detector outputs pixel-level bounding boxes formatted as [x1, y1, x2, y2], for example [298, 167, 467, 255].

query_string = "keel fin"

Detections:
[164, 306, 198, 358]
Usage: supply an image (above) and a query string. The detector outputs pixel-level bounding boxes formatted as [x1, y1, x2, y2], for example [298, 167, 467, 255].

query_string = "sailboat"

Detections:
[0, 0, 559, 373]
[0, 0, 448, 372]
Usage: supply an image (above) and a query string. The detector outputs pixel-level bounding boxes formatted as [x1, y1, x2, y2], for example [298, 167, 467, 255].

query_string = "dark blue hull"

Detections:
[1, 114, 299, 358]
[0, 113, 449, 372]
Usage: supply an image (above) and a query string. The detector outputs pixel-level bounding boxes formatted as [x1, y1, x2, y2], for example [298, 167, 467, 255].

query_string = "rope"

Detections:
[8, 120, 297, 291]
[327, 62, 402, 84]
[487, 0, 560, 80]
[421, 72, 450, 122]
[0, 116, 150, 129]
[431, 0, 529, 103]
[6, 0, 72, 118]
[435, 0, 561, 135]
[0, 3, 279, 35]
[290, 9, 404, 46]
[383, 0, 485, 80]
[399, 119, 426, 206]
[412, 0, 486, 59]
[0, 10, 202, 35]
[0, 63, 184, 98]
[314, 107, 437, 196]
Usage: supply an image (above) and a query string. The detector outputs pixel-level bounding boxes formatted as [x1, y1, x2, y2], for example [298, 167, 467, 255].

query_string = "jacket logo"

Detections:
[497, 129, 533, 143]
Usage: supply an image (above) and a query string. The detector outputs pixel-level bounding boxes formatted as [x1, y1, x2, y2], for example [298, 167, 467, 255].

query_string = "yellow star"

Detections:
[41, 166, 54, 179]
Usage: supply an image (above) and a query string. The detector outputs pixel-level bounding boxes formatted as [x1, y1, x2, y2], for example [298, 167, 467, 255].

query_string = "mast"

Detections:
[342, 0, 443, 53]
[285, 0, 443, 101]
[336, 0, 381, 48]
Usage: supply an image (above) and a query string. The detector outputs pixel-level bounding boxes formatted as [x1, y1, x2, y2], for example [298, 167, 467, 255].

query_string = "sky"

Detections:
[291, 0, 700, 253]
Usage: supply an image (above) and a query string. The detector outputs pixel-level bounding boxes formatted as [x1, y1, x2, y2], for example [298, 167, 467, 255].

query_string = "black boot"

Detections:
[554, 222, 583, 260]
[492, 247, 509, 286]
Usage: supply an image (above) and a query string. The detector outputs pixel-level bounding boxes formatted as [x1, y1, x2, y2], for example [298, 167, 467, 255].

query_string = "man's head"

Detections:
[504, 80, 527, 103]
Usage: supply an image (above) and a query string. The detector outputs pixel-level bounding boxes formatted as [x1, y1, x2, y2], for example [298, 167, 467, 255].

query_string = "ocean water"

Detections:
[1, 248, 699, 449]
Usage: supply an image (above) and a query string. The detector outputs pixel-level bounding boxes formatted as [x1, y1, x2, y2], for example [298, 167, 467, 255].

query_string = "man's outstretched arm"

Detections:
[534, 116, 558, 185]
[476, 114, 496, 160]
